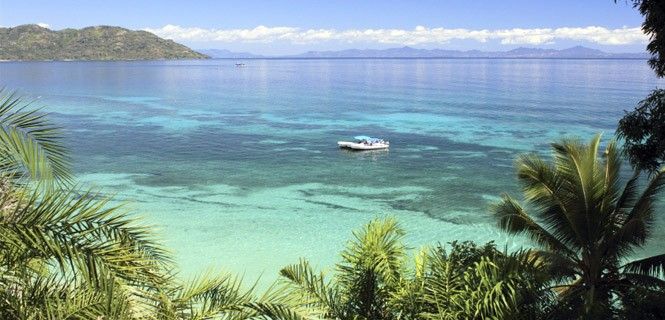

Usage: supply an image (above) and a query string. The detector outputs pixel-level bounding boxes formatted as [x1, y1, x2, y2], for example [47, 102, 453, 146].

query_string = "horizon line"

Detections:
[195, 45, 649, 58]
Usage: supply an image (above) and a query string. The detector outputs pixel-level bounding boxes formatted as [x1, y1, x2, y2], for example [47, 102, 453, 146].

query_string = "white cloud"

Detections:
[146, 24, 299, 43]
[551, 26, 646, 45]
[36, 22, 50, 29]
[144, 25, 647, 46]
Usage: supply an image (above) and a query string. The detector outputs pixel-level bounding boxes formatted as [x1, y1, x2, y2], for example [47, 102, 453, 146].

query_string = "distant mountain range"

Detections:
[0, 24, 207, 60]
[198, 49, 264, 59]
[203, 46, 648, 59]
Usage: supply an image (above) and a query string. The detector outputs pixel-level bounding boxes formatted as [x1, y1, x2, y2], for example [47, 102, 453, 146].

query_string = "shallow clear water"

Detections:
[1, 59, 663, 282]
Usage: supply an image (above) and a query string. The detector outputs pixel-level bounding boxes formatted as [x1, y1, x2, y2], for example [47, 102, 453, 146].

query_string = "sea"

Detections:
[1, 58, 663, 284]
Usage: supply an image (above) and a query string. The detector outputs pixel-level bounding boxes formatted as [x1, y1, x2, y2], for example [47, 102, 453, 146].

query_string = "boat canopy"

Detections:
[354, 135, 373, 141]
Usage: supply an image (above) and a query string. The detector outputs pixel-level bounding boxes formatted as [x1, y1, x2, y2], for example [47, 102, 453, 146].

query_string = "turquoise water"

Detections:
[1, 59, 663, 281]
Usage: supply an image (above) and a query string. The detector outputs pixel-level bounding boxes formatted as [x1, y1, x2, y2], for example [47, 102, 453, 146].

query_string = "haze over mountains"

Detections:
[203, 46, 648, 59]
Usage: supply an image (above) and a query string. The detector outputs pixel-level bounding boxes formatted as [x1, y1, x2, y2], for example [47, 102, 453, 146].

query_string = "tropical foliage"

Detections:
[493, 134, 665, 319]
[617, 89, 665, 174]
[624, 0, 665, 77]
[615, 0, 665, 172]
[277, 219, 552, 320]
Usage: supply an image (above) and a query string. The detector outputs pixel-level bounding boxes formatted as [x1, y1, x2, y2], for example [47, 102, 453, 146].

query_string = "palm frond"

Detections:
[550, 135, 605, 246]
[278, 259, 341, 318]
[608, 168, 665, 257]
[338, 217, 406, 287]
[515, 153, 585, 249]
[492, 194, 575, 257]
[0, 272, 128, 320]
[154, 271, 255, 320]
[622, 254, 665, 279]
[245, 302, 311, 320]
[0, 89, 71, 186]
[0, 185, 171, 289]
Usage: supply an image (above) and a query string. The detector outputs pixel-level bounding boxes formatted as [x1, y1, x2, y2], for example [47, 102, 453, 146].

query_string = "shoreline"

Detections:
[0, 57, 650, 62]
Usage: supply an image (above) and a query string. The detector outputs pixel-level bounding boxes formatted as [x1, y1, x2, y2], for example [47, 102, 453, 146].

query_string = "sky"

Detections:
[0, 0, 650, 55]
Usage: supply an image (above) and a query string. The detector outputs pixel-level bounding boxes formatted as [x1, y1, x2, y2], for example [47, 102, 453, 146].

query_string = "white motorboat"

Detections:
[338, 136, 389, 150]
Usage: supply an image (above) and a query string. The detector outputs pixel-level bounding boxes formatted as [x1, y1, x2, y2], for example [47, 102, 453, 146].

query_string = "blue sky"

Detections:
[0, 0, 648, 55]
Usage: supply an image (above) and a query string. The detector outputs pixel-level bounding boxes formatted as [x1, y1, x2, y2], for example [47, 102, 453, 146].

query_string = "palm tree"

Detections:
[278, 218, 407, 320]
[493, 134, 665, 319]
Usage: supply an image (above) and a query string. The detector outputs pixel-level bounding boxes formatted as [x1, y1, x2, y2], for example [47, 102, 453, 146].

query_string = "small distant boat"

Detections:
[338, 136, 389, 150]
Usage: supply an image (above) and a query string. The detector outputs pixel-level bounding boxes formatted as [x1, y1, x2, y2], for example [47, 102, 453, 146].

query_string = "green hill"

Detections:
[0, 24, 208, 60]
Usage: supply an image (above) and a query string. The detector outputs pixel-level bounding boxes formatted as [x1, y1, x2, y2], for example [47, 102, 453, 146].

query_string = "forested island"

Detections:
[0, 24, 207, 60]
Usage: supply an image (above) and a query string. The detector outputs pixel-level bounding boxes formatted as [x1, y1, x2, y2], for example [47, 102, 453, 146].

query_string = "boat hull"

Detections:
[337, 141, 355, 148]
[338, 141, 389, 150]
[349, 143, 389, 150]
